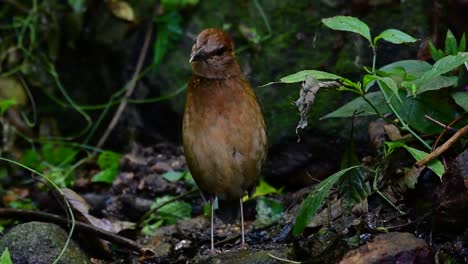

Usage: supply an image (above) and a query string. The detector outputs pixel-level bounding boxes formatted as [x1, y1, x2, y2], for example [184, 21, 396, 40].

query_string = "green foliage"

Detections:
[338, 142, 371, 209]
[293, 166, 361, 235]
[162, 171, 185, 182]
[322, 16, 371, 43]
[142, 195, 192, 235]
[92, 151, 122, 183]
[0, 248, 13, 264]
[21, 143, 78, 187]
[429, 30, 466, 61]
[451, 92, 468, 112]
[254, 197, 284, 228]
[384, 142, 445, 178]
[0, 99, 17, 115]
[243, 178, 282, 202]
[277, 16, 467, 235]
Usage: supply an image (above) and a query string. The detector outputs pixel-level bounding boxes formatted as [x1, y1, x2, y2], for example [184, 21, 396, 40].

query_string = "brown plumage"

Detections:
[182, 28, 267, 251]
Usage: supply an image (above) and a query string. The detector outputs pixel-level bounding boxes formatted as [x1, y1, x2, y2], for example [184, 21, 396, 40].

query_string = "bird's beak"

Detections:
[189, 48, 206, 63]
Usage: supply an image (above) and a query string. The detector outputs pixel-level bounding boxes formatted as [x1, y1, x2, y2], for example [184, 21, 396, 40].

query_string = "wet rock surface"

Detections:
[0, 221, 90, 264]
[339, 232, 432, 264]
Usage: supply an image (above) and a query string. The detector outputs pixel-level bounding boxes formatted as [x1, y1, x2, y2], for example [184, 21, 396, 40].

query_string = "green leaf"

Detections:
[322, 16, 371, 44]
[428, 42, 445, 61]
[92, 151, 121, 183]
[97, 151, 122, 170]
[380, 60, 432, 77]
[417, 76, 458, 94]
[158, 201, 192, 225]
[385, 142, 445, 178]
[375, 76, 402, 103]
[0, 99, 17, 115]
[162, 171, 185, 182]
[0, 248, 13, 264]
[293, 165, 361, 235]
[161, 0, 199, 10]
[451, 92, 468, 111]
[254, 197, 284, 228]
[374, 29, 417, 46]
[459, 33, 466, 52]
[417, 53, 468, 88]
[92, 168, 118, 183]
[244, 178, 282, 201]
[42, 143, 77, 167]
[445, 30, 457, 55]
[339, 142, 371, 209]
[321, 91, 390, 119]
[281, 70, 343, 82]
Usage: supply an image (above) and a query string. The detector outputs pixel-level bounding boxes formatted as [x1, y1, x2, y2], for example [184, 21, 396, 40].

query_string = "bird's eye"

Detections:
[213, 47, 226, 56]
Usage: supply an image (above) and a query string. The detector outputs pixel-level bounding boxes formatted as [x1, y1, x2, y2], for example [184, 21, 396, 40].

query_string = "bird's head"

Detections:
[189, 28, 242, 79]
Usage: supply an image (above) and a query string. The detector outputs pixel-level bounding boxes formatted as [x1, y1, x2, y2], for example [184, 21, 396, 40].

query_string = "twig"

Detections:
[96, 4, 159, 148]
[268, 253, 302, 264]
[431, 114, 465, 152]
[0, 208, 151, 256]
[136, 189, 198, 228]
[416, 124, 468, 167]
[424, 115, 457, 132]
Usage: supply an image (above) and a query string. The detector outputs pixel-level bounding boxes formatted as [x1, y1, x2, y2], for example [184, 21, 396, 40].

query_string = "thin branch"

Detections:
[0, 208, 152, 256]
[424, 115, 457, 132]
[416, 124, 468, 167]
[96, 4, 159, 148]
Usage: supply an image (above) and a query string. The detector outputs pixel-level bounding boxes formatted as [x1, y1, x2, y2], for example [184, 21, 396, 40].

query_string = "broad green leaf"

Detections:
[385, 142, 445, 178]
[42, 144, 77, 167]
[0, 248, 12, 264]
[417, 76, 458, 94]
[293, 165, 361, 235]
[157, 200, 192, 224]
[390, 91, 459, 134]
[97, 151, 121, 170]
[92, 168, 118, 183]
[445, 30, 457, 55]
[254, 197, 284, 228]
[281, 70, 343, 82]
[375, 76, 402, 103]
[321, 91, 390, 119]
[417, 53, 468, 87]
[92, 151, 121, 183]
[162, 171, 185, 182]
[322, 16, 371, 43]
[243, 178, 282, 202]
[162, 0, 199, 10]
[374, 29, 417, 46]
[452, 92, 468, 111]
[380, 60, 431, 78]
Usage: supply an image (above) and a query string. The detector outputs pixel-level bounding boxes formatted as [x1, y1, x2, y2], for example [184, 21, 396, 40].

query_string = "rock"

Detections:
[339, 232, 432, 264]
[190, 247, 293, 264]
[0, 221, 90, 264]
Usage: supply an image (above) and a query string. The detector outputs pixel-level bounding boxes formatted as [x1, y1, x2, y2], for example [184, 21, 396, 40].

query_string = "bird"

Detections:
[182, 28, 267, 252]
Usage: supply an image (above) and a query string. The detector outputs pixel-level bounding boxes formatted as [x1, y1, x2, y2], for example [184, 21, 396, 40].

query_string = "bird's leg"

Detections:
[240, 198, 247, 249]
[210, 198, 215, 253]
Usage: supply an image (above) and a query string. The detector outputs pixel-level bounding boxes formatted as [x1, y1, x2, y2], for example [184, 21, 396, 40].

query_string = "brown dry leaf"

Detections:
[383, 123, 403, 141]
[106, 0, 135, 22]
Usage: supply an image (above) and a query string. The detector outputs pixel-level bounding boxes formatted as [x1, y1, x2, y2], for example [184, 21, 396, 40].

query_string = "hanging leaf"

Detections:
[293, 165, 361, 235]
[322, 16, 371, 44]
[374, 29, 417, 46]
[106, 0, 135, 22]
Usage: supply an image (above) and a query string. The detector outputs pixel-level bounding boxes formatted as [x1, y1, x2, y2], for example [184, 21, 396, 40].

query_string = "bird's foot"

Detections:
[240, 242, 249, 249]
